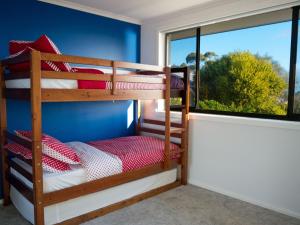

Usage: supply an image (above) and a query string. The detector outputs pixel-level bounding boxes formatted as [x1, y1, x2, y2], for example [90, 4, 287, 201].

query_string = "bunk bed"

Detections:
[0, 49, 190, 225]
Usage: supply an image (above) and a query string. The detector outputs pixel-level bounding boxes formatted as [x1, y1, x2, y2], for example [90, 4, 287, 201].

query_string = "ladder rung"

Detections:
[170, 128, 185, 134]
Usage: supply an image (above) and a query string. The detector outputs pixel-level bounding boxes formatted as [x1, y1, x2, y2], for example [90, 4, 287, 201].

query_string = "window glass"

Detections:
[167, 30, 196, 107]
[294, 12, 300, 114]
[199, 21, 291, 115]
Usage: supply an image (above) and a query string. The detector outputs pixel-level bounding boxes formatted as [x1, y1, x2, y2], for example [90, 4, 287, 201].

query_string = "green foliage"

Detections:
[198, 100, 243, 112]
[170, 97, 182, 106]
[199, 51, 287, 115]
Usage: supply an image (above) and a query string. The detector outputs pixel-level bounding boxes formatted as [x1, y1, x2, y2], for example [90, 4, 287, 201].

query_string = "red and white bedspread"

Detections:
[67, 136, 180, 181]
[89, 136, 180, 172]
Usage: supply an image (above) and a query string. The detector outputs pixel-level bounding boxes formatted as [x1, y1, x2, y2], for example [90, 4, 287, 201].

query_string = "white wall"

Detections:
[141, 0, 300, 219]
[188, 114, 300, 219]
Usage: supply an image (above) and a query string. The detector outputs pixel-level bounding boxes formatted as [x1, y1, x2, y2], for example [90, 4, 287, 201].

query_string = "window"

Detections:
[166, 7, 300, 121]
[167, 29, 196, 107]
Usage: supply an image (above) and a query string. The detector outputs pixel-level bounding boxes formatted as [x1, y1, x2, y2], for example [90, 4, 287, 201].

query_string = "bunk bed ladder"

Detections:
[180, 67, 190, 185]
[0, 62, 10, 206]
[164, 67, 171, 169]
[31, 50, 45, 225]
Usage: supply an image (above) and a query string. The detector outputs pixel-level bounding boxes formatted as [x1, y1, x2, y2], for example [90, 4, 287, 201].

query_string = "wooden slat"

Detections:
[114, 61, 164, 72]
[5, 88, 30, 100]
[143, 118, 182, 128]
[0, 62, 10, 205]
[43, 162, 177, 206]
[56, 181, 181, 225]
[6, 131, 32, 149]
[139, 127, 182, 138]
[42, 71, 112, 81]
[8, 173, 33, 203]
[3, 147, 32, 165]
[112, 61, 116, 95]
[41, 89, 165, 102]
[41, 52, 113, 67]
[30, 50, 44, 225]
[4, 72, 30, 80]
[9, 160, 33, 182]
[164, 67, 171, 169]
[1, 51, 30, 66]
[181, 67, 190, 185]
[170, 127, 185, 134]
[135, 70, 164, 75]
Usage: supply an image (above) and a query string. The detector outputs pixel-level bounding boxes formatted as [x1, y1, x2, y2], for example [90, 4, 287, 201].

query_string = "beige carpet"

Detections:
[1, 185, 299, 225]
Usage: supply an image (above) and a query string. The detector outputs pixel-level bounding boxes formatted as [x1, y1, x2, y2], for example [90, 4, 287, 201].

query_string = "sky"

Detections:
[170, 21, 300, 91]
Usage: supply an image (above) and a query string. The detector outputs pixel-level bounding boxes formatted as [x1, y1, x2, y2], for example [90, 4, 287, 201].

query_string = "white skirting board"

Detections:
[189, 179, 300, 220]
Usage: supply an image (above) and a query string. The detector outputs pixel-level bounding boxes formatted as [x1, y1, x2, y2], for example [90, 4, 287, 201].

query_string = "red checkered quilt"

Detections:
[89, 136, 180, 172]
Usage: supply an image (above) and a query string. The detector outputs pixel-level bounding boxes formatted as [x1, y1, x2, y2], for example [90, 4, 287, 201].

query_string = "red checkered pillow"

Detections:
[15, 131, 81, 165]
[5, 143, 71, 173]
[8, 35, 71, 72]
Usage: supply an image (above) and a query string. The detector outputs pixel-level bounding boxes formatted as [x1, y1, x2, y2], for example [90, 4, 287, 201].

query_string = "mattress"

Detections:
[89, 136, 181, 173]
[10, 159, 177, 225]
[5, 78, 167, 90]
[10, 158, 86, 193]
[5, 68, 184, 90]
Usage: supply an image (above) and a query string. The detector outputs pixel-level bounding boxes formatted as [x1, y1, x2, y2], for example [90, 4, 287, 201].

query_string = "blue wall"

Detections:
[0, 0, 140, 195]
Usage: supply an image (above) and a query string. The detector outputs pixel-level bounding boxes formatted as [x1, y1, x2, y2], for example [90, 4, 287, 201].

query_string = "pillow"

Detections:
[72, 67, 106, 89]
[15, 130, 81, 165]
[33, 35, 72, 72]
[8, 47, 61, 72]
[5, 143, 71, 173]
[9, 40, 34, 55]
[7, 35, 71, 72]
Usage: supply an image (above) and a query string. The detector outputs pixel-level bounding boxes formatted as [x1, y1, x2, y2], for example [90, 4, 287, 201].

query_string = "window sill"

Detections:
[155, 111, 300, 131]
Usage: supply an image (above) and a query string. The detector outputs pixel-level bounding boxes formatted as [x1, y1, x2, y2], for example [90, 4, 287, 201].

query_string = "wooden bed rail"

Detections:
[2, 50, 171, 102]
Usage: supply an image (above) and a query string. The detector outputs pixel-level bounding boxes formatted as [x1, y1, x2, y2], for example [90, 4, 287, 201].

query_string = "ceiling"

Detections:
[49, 0, 217, 23]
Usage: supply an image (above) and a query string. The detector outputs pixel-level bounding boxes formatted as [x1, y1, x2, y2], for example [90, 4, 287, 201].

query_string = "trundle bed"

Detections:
[0, 48, 190, 225]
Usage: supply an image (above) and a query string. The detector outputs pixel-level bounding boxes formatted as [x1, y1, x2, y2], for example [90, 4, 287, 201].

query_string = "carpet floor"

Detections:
[0, 185, 299, 225]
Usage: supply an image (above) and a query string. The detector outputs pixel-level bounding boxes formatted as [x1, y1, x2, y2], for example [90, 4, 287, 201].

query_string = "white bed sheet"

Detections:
[5, 68, 131, 89]
[10, 158, 86, 193]
[10, 161, 177, 225]
[5, 79, 78, 89]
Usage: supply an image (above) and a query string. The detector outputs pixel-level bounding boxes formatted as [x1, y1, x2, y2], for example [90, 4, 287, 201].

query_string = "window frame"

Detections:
[166, 6, 300, 122]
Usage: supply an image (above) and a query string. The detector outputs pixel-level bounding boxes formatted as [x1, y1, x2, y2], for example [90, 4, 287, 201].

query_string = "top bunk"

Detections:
[0, 50, 189, 103]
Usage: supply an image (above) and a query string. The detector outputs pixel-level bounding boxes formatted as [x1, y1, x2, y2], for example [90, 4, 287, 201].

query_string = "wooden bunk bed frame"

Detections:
[0, 49, 190, 225]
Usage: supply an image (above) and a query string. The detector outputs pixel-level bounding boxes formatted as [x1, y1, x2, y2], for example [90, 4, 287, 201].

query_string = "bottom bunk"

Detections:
[5, 135, 183, 225]
[11, 161, 177, 225]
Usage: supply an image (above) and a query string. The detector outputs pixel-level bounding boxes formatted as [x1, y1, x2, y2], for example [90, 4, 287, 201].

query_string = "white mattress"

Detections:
[10, 158, 86, 193]
[5, 68, 130, 89]
[5, 78, 78, 89]
[10, 158, 177, 225]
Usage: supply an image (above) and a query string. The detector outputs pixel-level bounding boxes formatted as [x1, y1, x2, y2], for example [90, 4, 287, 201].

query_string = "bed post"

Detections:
[181, 67, 190, 185]
[0, 62, 10, 206]
[164, 67, 171, 169]
[30, 50, 44, 225]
